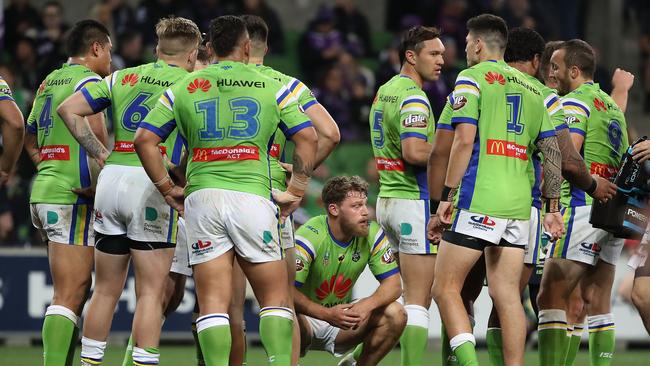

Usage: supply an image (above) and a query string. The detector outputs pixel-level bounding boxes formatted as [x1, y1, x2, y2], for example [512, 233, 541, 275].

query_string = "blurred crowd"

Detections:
[0, 0, 640, 246]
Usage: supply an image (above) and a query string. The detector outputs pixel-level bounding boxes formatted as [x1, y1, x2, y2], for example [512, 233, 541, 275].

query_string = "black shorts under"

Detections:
[442, 230, 523, 251]
[94, 232, 174, 255]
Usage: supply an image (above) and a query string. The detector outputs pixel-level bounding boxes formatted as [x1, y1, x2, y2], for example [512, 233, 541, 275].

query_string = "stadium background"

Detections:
[1, 0, 650, 364]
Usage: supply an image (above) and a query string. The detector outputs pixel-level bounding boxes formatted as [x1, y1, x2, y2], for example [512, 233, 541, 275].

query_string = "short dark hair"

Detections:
[539, 40, 563, 81]
[399, 26, 441, 65]
[197, 44, 211, 64]
[65, 19, 110, 57]
[322, 176, 369, 206]
[505, 27, 545, 63]
[209, 15, 247, 58]
[241, 14, 268, 44]
[560, 39, 596, 78]
[466, 14, 508, 52]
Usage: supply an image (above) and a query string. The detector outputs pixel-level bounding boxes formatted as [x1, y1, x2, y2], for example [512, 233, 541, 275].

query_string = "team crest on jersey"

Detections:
[452, 95, 468, 110]
[188, 78, 212, 93]
[485, 71, 506, 85]
[402, 114, 427, 128]
[338, 253, 345, 262]
[565, 116, 579, 124]
[0, 87, 12, 96]
[121, 73, 138, 86]
[315, 274, 353, 300]
[381, 248, 396, 264]
[323, 251, 330, 266]
[352, 251, 361, 262]
[593, 97, 607, 112]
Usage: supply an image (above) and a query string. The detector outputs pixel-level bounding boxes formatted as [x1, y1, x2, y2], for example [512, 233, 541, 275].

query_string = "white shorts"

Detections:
[280, 218, 295, 250]
[376, 197, 434, 254]
[93, 165, 178, 243]
[524, 207, 542, 265]
[31, 203, 94, 246]
[303, 316, 349, 356]
[185, 188, 281, 265]
[444, 208, 529, 249]
[549, 205, 624, 266]
[170, 217, 192, 276]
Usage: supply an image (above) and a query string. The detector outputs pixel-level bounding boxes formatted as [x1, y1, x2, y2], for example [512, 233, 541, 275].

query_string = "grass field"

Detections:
[2, 346, 650, 365]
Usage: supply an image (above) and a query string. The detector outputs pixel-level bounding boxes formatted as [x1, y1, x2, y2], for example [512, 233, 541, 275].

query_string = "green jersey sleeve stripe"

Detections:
[375, 267, 400, 280]
[302, 100, 318, 111]
[569, 127, 586, 136]
[279, 120, 312, 137]
[400, 131, 427, 140]
[81, 88, 110, 113]
[437, 123, 454, 131]
[451, 116, 478, 125]
[0, 95, 14, 102]
[294, 281, 304, 287]
[562, 98, 591, 117]
[371, 230, 386, 253]
[555, 123, 569, 131]
[536, 130, 556, 142]
[26, 121, 36, 134]
[295, 239, 315, 261]
[140, 120, 176, 140]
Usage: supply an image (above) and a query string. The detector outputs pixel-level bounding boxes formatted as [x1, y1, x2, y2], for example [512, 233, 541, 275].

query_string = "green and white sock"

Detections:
[43, 305, 78, 366]
[196, 313, 231, 366]
[564, 323, 583, 366]
[80, 337, 107, 366]
[133, 346, 159, 366]
[537, 309, 569, 366]
[65, 325, 79, 366]
[401, 304, 429, 366]
[588, 313, 615, 366]
[121, 335, 134, 366]
[449, 333, 478, 366]
[259, 307, 294, 366]
[486, 327, 504, 366]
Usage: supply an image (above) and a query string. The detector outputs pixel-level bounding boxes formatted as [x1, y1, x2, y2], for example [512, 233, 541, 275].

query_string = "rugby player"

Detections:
[536, 39, 629, 366]
[57, 17, 201, 366]
[293, 176, 405, 366]
[134, 15, 318, 366]
[0, 75, 24, 185]
[369, 25, 444, 366]
[430, 14, 563, 365]
[222, 14, 340, 366]
[24, 19, 112, 366]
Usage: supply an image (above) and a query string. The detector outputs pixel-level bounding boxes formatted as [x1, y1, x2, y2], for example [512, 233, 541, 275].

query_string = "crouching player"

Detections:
[294, 176, 406, 366]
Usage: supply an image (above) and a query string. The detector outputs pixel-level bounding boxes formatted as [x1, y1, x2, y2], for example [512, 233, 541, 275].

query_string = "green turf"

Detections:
[2, 345, 649, 365]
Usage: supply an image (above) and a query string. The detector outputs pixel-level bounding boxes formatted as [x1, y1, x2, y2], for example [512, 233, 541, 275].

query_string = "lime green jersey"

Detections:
[294, 215, 399, 308]
[0, 76, 15, 101]
[82, 60, 189, 167]
[27, 63, 102, 204]
[450, 60, 556, 220]
[369, 75, 434, 200]
[140, 61, 312, 198]
[561, 82, 628, 207]
[255, 65, 318, 191]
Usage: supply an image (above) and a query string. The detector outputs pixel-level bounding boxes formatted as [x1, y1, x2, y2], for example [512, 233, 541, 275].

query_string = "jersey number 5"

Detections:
[506, 94, 524, 135]
[197, 97, 260, 140]
[372, 111, 385, 148]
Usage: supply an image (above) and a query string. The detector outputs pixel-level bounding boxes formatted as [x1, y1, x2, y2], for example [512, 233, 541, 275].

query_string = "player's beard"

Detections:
[341, 215, 369, 238]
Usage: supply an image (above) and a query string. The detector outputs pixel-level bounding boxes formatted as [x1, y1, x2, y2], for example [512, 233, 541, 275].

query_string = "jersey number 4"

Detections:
[196, 97, 260, 140]
[38, 94, 54, 135]
[506, 94, 524, 135]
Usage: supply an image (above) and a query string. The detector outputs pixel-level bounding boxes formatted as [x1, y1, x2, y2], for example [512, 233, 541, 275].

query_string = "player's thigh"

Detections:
[539, 257, 589, 301]
[400, 253, 436, 304]
[238, 257, 289, 308]
[193, 249, 235, 314]
[284, 247, 297, 288]
[548, 206, 604, 266]
[47, 242, 94, 299]
[229, 259, 247, 322]
[433, 239, 484, 292]
[376, 197, 434, 255]
[131, 246, 175, 294]
[581, 259, 616, 312]
[300, 315, 348, 356]
[31, 203, 95, 246]
[485, 246, 525, 300]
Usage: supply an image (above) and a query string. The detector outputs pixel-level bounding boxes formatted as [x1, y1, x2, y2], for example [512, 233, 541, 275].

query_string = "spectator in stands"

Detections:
[313, 67, 355, 140]
[440, 36, 463, 94]
[299, 6, 346, 83]
[375, 38, 400, 88]
[34, 1, 69, 82]
[437, 0, 471, 55]
[135, 0, 195, 46]
[0, 64, 30, 114]
[112, 31, 145, 70]
[13, 37, 40, 92]
[91, 0, 136, 40]
[333, 0, 372, 56]
[192, 0, 236, 37]
[240, 0, 285, 54]
[498, 0, 536, 29]
[4, 0, 41, 52]
[633, 0, 650, 111]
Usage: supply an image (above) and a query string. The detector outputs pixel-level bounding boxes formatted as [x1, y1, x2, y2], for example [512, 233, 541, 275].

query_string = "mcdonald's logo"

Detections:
[486, 139, 528, 161]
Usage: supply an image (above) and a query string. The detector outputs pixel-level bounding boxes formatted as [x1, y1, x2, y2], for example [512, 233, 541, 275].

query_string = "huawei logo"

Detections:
[485, 71, 506, 85]
[121, 73, 138, 86]
[315, 275, 353, 300]
[187, 78, 212, 93]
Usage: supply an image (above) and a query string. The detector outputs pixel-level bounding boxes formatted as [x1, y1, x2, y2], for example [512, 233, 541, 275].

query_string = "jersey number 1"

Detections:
[506, 94, 524, 134]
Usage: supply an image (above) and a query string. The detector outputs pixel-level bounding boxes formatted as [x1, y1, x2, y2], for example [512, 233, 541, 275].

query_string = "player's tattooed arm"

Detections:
[536, 135, 562, 199]
[70, 115, 110, 165]
[556, 128, 592, 190]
